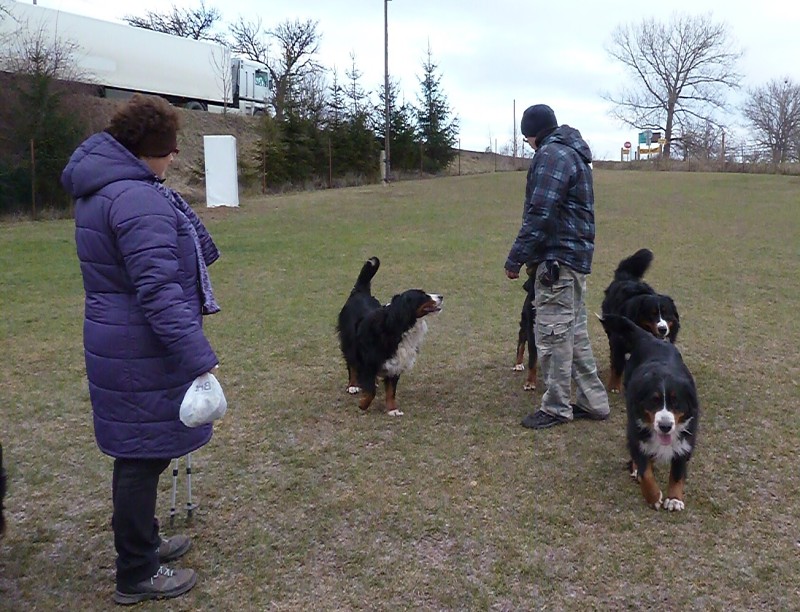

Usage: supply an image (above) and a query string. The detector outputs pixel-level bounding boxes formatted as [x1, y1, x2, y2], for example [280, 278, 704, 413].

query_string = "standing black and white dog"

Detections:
[337, 257, 443, 416]
[513, 277, 537, 390]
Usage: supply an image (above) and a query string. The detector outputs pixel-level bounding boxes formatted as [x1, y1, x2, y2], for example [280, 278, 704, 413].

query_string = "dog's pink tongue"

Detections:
[658, 433, 672, 446]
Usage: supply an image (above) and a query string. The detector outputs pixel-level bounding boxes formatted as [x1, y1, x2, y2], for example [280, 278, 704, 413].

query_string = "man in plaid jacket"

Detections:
[505, 104, 609, 429]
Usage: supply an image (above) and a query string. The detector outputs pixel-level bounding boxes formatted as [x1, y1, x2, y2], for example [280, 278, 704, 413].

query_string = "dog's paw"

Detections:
[650, 491, 664, 510]
[387, 409, 404, 417]
[346, 385, 361, 395]
[523, 382, 536, 391]
[512, 364, 525, 371]
[629, 467, 639, 480]
[663, 498, 685, 512]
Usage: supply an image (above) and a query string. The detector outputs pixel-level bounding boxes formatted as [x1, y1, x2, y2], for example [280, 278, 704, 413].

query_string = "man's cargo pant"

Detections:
[531, 262, 609, 420]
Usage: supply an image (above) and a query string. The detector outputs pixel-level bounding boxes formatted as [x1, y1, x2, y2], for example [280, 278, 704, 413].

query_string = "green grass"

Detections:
[1, 170, 799, 610]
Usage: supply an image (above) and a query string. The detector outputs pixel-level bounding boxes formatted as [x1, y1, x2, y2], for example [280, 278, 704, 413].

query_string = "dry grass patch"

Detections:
[1, 170, 799, 610]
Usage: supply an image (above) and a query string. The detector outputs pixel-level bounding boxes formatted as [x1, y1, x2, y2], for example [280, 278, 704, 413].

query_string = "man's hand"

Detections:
[505, 268, 519, 280]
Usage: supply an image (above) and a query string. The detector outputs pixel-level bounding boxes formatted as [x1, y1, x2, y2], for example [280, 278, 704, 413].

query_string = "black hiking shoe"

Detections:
[521, 410, 568, 429]
[571, 404, 609, 421]
[157, 534, 192, 562]
[113, 566, 197, 605]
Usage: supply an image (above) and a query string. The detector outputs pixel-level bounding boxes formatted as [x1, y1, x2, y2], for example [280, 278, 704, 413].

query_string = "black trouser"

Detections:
[112, 458, 171, 589]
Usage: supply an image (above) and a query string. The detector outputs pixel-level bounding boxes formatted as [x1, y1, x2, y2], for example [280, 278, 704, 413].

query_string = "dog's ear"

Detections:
[597, 313, 634, 335]
[627, 294, 648, 323]
[667, 296, 679, 323]
[665, 373, 697, 416]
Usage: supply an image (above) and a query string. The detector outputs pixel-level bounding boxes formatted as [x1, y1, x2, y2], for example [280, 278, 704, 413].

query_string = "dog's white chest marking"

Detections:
[381, 319, 428, 377]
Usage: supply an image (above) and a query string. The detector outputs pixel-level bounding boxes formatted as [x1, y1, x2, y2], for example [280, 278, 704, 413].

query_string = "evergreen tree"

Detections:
[374, 78, 420, 172]
[415, 44, 459, 172]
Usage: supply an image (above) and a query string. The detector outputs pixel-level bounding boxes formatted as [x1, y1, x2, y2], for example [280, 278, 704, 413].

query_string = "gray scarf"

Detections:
[155, 183, 221, 315]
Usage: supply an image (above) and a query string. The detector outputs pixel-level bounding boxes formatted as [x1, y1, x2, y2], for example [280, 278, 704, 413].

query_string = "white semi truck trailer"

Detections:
[0, 0, 270, 115]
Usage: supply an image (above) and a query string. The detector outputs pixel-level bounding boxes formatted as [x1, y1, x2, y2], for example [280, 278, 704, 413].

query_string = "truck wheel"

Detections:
[184, 101, 205, 111]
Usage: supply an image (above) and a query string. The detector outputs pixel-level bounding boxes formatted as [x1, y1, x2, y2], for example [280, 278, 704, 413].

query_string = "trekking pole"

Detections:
[169, 457, 179, 527]
[185, 452, 197, 521]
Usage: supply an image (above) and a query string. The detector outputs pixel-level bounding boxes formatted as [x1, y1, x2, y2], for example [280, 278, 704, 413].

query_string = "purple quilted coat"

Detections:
[62, 132, 218, 459]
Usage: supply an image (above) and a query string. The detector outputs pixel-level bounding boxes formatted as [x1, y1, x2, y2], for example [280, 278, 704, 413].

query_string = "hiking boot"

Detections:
[157, 534, 192, 562]
[521, 410, 568, 429]
[114, 566, 196, 605]
[571, 404, 609, 421]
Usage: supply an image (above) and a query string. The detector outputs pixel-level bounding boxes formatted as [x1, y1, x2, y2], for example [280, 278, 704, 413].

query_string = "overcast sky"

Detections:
[25, 0, 800, 160]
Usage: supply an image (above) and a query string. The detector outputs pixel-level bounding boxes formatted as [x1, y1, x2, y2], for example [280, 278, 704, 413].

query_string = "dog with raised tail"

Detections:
[337, 257, 443, 416]
[601, 248, 680, 393]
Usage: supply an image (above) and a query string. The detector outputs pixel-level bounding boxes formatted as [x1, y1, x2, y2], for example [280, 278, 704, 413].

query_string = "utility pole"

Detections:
[513, 99, 517, 158]
[383, 0, 391, 183]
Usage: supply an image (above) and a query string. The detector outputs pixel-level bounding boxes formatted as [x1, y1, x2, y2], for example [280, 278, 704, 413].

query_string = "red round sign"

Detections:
[623, 141, 632, 149]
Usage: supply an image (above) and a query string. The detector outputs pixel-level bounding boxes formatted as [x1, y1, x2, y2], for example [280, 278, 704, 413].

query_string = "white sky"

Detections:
[23, 0, 800, 159]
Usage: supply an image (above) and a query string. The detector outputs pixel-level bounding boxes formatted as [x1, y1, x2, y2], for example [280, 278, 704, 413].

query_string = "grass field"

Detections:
[1, 169, 799, 610]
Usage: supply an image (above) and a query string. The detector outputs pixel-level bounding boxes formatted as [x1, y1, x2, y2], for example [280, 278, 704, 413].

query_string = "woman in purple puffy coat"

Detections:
[61, 94, 220, 605]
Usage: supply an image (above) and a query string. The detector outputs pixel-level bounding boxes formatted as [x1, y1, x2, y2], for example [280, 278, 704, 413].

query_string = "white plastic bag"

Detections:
[179, 372, 227, 428]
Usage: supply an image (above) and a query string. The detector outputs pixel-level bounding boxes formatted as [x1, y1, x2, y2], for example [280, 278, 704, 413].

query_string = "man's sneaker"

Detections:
[113, 566, 196, 605]
[521, 410, 568, 429]
[157, 534, 192, 562]
[571, 404, 609, 421]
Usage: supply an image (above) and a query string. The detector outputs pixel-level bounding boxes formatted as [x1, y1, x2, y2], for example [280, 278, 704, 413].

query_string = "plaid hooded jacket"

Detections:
[505, 125, 596, 275]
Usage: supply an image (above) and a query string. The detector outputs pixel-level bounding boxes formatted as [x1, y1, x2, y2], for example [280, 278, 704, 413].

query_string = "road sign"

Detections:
[623, 141, 631, 149]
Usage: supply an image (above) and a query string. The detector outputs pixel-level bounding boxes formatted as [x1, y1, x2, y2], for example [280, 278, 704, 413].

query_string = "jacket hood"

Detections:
[61, 132, 157, 199]
[543, 125, 593, 164]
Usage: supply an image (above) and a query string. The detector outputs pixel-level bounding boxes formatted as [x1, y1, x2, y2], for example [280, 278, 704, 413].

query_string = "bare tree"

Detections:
[228, 16, 268, 64]
[209, 46, 233, 114]
[291, 71, 327, 124]
[123, 1, 227, 43]
[604, 12, 742, 158]
[229, 17, 321, 121]
[742, 77, 800, 163]
[673, 118, 725, 161]
[0, 18, 81, 80]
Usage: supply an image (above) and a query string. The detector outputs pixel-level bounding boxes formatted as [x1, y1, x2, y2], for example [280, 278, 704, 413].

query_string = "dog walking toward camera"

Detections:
[601, 248, 680, 393]
[337, 257, 443, 416]
[599, 314, 699, 511]
[513, 277, 538, 390]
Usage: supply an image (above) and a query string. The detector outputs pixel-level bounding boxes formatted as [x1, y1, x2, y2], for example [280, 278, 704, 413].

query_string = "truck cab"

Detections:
[233, 58, 271, 116]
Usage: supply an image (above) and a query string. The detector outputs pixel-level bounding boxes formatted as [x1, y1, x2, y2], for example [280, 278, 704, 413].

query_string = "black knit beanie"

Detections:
[520, 104, 558, 142]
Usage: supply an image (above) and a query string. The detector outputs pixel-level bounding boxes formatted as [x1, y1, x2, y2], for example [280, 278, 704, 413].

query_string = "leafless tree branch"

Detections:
[603, 12, 742, 157]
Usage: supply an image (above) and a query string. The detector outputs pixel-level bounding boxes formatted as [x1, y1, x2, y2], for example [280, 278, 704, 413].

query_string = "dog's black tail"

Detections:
[353, 257, 380, 294]
[614, 248, 653, 282]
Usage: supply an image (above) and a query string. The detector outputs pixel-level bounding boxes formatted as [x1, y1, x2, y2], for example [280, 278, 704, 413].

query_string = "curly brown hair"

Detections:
[106, 94, 180, 158]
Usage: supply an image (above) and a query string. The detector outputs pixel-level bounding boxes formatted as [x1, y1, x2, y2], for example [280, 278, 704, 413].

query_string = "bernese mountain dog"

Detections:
[337, 257, 443, 416]
[512, 277, 537, 390]
[1, 443, 6, 537]
[601, 248, 680, 393]
[600, 314, 699, 512]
